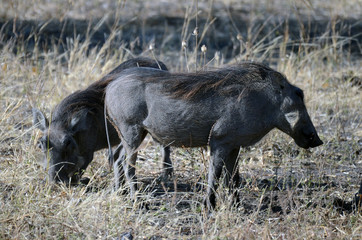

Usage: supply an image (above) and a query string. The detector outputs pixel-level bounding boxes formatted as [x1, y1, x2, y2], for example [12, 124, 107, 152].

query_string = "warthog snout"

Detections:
[47, 162, 79, 185]
[302, 128, 323, 148]
[290, 120, 323, 149]
[40, 134, 84, 184]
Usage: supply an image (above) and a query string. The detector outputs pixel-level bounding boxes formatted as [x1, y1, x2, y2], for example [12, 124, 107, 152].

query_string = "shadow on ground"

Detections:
[78, 174, 362, 215]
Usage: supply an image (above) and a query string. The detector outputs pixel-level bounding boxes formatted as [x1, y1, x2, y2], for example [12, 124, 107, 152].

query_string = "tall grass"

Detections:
[1, 0, 361, 239]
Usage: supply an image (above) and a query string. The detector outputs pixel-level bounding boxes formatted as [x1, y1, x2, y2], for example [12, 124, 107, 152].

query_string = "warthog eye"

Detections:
[62, 138, 72, 148]
[62, 136, 76, 153]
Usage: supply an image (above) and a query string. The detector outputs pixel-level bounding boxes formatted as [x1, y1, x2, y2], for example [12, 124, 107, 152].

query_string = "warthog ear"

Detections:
[69, 110, 90, 134]
[269, 71, 286, 90]
[32, 108, 49, 132]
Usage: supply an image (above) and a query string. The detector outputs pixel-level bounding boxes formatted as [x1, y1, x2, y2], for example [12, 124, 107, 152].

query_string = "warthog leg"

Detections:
[223, 148, 241, 205]
[113, 141, 173, 188]
[117, 123, 147, 199]
[122, 151, 138, 198]
[223, 148, 240, 187]
[113, 146, 126, 190]
[206, 140, 239, 210]
[161, 146, 172, 178]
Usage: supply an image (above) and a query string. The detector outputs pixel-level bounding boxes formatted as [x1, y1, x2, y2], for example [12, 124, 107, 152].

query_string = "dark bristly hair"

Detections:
[143, 62, 282, 100]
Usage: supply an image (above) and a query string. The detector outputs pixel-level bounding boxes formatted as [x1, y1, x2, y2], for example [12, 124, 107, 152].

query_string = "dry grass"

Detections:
[1, 1, 361, 239]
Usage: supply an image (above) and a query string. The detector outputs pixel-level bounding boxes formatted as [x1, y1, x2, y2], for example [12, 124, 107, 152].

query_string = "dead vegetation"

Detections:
[0, 0, 361, 239]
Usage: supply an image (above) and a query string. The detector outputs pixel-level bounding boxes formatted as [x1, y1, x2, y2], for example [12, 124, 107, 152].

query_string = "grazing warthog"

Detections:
[33, 57, 170, 185]
[105, 62, 323, 209]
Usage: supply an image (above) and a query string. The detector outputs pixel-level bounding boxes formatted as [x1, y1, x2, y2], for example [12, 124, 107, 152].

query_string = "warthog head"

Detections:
[33, 108, 89, 184]
[271, 72, 323, 149]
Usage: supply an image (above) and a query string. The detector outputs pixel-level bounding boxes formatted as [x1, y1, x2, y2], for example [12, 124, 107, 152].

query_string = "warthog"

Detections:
[33, 57, 171, 185]
[105, 62, 323, 209]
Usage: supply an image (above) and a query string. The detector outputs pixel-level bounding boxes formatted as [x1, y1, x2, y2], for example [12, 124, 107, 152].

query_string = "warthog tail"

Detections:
[104, 103, 114, 170]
